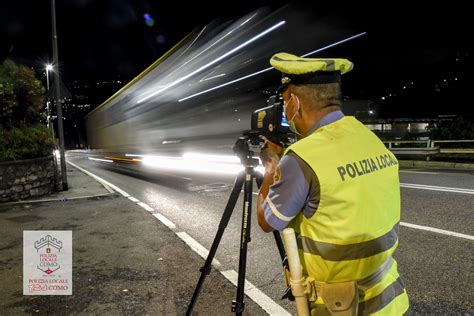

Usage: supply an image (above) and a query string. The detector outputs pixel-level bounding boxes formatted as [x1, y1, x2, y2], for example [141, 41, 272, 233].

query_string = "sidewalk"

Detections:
[0, 164, 265, 315]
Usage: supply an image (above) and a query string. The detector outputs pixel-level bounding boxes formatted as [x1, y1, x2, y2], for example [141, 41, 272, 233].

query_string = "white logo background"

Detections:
[23, 231, 72, 295]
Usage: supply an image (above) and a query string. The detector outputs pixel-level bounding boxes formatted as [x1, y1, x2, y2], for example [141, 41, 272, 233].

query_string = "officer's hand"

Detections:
[262, 137, 284, 157]
[260, 137, 283, 174]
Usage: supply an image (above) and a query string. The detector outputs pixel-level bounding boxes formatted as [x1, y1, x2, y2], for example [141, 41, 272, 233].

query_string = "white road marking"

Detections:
[67, 159, 288, 314]
[137, 201, 154, 212]
[401, 222, 474, 241]
[67, 161, 129, 196]
[152, 213, 177, 230]
[400, 183, 474, 194]
[221, 270, 291, 315]
[176, 232, 221, 269]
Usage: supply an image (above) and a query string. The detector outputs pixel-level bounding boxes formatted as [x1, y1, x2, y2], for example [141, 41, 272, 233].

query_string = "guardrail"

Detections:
[431, 140, 474, 154]
[383, 140, 474, 158]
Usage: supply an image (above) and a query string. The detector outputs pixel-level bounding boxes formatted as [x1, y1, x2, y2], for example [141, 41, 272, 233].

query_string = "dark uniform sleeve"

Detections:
[263, 151, 320, 231]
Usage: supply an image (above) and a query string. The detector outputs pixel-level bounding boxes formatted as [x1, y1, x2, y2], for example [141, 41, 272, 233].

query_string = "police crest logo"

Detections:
[273, 165, 282, 183]
[23, 231, 72, 295]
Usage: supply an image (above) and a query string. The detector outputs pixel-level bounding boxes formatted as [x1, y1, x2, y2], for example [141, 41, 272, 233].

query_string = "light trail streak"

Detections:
[178, 32, 367, 102]
[178, 67, 271, 102]
[199, 73, 226, 82]
[176, 12, 258, 72]
[88, 157, 114, 163]
[176, 25, 208, 60]
[122, 152, 264, 175]
[301, 32, 366, 57]
[137, 21, 286, 104]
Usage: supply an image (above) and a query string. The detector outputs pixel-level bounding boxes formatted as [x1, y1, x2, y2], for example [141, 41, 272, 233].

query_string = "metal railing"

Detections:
[431, 140, 474, 154]
[383, 140, 474, 157]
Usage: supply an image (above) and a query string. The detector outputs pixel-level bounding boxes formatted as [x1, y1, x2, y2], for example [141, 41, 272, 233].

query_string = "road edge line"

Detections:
[220, 270, 291, 315]
[400, 222, 474, 240]
[400, 182, 474, 194]
[176, 231, 221, 269]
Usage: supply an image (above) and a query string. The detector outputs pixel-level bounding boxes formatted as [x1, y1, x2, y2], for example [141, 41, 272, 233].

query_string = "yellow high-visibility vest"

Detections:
[285, 116, 409, 315]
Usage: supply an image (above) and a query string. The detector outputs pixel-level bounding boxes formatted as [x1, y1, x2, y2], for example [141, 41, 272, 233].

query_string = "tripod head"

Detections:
[233, 131, 262, 168]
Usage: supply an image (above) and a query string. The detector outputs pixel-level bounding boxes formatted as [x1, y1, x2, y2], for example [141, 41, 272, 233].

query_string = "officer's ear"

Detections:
[291, 93, 301, 112]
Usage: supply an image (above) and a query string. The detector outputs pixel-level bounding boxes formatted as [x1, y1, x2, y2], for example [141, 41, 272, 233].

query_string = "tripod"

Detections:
[186, 135, 287, 316]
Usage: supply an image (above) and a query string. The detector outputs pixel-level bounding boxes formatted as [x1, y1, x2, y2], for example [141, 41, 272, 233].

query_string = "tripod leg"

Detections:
[273, 231, 286, 262]
[186, 171, 246, 316]
[233, 170, 254, 315]
[255, 170, 263, 187]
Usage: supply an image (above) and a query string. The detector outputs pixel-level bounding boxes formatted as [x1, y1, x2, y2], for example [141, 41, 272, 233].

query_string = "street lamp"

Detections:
[45, 64, 55, 138]
[45, 64, 53, 90]
[50, 0, 68, 191]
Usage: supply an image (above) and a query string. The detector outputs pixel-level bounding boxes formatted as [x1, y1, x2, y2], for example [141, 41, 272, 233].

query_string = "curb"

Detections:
[398, 160, 474, 170]
[0, 162, 116, 205]
[0, 192, 115, 205]
[66, 161, 115, 193]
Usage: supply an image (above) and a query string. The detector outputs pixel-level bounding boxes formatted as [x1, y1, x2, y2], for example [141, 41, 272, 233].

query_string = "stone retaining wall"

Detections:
[0, 156, 57, 202]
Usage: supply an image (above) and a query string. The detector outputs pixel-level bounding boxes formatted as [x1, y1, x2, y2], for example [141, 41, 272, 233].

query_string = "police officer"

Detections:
[257, 53, 409, 315]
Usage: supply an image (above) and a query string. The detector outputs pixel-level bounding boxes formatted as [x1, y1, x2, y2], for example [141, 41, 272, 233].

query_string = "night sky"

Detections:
[1, 0, 471, 117]
[1, 0, 289, 80]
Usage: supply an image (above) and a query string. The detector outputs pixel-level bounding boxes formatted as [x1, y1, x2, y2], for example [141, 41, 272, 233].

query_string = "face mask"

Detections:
[284, 94, 301, 135]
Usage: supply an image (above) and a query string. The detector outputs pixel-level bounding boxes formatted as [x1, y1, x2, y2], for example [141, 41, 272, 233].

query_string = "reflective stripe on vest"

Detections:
[358, 277, 406, 314]
[358, 257, 394, 290]
[296, 223, 399, 261]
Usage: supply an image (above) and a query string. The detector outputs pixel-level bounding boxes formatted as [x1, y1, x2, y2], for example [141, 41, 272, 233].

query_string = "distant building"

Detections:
[47, 79, 123, 148]
[342, 98, 459, 139]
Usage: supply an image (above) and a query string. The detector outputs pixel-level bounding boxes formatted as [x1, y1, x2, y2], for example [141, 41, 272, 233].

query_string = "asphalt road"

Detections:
[66, 152, 474, 315]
